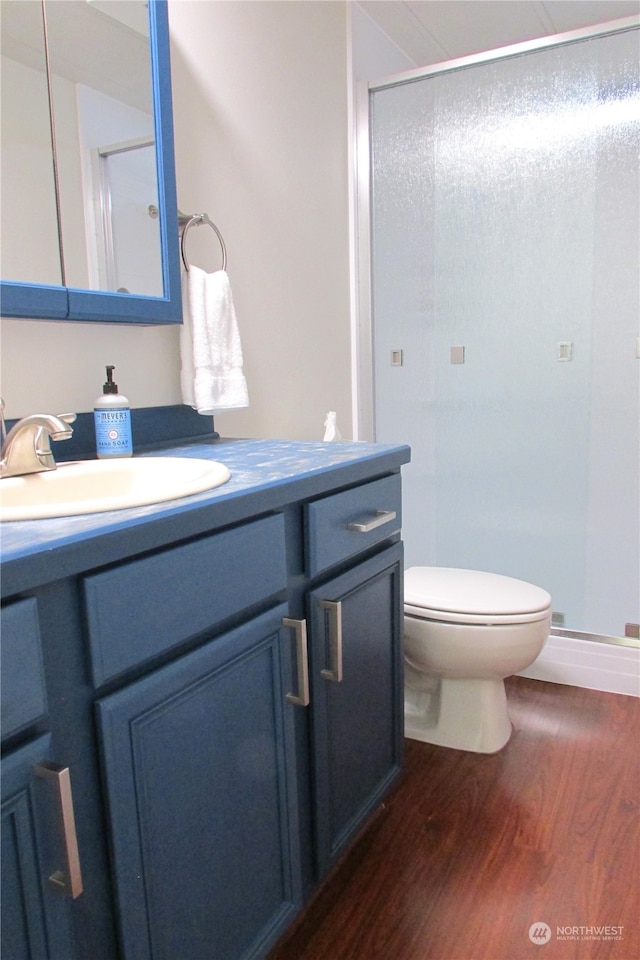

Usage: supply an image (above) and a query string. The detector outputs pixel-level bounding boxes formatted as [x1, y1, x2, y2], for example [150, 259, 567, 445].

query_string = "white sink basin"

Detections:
[0, 457, 231, 521]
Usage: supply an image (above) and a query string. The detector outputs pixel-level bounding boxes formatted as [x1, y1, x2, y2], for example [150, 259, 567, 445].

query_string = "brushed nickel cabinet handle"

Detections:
[320, 600, 343, 683]
[283, 617, 310, 707]
[34, 762, 83, 899]
[347, 509, 397, 533]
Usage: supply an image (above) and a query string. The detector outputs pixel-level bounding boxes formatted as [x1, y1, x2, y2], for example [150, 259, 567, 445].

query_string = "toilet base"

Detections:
[404, 664, 513, 753]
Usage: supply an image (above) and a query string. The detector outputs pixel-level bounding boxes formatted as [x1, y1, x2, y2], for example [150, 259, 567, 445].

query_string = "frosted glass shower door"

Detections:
[370, 27, 639, 637]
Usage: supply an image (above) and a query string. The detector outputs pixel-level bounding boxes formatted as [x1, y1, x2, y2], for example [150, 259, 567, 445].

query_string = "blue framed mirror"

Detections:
[0, 0, 181, 324]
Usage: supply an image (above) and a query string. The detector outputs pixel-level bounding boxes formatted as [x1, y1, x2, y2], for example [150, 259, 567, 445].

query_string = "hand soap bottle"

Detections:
[94, 365, 133, 458]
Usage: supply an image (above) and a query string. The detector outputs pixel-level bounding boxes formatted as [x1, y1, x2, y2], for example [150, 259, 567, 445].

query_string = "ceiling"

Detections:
[357, 1, 640, 66]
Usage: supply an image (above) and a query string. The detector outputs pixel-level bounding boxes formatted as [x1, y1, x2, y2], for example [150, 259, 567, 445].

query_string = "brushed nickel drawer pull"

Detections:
[34, 762, 83, 899]
[347, 509, 397, 533]
[283, 617, 310, 707]
[320, 600, 343, 683]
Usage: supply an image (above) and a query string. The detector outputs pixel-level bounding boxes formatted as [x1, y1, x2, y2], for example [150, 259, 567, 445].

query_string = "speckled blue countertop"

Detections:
[1, 439, 410, 594]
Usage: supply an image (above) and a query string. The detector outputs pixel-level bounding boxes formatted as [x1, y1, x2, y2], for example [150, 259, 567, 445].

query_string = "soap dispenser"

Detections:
[94, 365, 133, 458]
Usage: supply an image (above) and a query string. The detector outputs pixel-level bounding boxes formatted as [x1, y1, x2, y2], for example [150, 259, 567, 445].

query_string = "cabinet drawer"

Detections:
[305, 474, 401, 575]
[83, 513, 287, 685]
[1, 598, 48, 738]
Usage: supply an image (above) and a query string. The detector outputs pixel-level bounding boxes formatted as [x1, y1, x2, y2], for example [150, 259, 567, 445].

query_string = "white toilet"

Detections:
[404, 566, 551, 753]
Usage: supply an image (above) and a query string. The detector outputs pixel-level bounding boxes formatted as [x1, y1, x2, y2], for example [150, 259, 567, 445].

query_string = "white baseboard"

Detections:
[517, 633, 640, 697]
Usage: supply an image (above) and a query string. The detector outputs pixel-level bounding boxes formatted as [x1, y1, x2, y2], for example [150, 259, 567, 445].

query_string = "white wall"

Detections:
[1, 1, 352, 442]
[169, 0, 352, 440]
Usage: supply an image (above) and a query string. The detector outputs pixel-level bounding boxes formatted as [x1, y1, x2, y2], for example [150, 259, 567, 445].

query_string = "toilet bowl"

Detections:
[403, 567, 551, 753]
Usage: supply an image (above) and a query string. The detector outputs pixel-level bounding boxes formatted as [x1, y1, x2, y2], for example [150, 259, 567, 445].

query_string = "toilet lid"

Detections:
[404, 567, 551, 624]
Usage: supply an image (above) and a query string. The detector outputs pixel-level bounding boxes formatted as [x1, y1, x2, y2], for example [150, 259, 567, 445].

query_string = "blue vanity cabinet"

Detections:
[1, 582, 120, 960]
[0, 439, 410, 960]
[280, 472, 405, 889]
[1, 735, 75, 960]
[307, 544, 404, 879]
[96, 605, 302, 960]
[80, 511, 299, 960]
[1, 600, 75, 960]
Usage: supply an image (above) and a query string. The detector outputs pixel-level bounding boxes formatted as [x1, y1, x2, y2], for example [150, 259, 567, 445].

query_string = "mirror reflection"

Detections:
[1, 0, 61, 286]
[0, 0, 163, 297]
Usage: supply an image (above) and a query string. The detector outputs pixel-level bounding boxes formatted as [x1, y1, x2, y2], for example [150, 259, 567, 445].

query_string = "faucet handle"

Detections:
[57, 412, 77, 426]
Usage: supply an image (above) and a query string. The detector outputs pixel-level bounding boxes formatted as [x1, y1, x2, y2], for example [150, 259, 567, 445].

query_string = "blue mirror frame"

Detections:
[0, 0, 181, 325]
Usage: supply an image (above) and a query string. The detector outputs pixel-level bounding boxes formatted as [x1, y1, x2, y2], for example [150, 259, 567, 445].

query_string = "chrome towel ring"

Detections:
[178, 212, 227, 272]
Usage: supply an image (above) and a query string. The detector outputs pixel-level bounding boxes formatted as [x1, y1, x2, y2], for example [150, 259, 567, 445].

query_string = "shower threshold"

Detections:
[551, 626, 640, 649]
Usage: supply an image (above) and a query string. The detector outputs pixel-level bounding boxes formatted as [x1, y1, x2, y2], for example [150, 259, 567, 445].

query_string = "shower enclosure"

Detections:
[367, 20, 639, 641]
[96, 137, 162, 296]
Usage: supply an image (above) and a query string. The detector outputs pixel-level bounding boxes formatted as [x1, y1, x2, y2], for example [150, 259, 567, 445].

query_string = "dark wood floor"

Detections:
[268, 677, 639, 960]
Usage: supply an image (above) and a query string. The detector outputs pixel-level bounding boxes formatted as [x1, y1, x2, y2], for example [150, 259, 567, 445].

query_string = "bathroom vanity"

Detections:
[1, 437, 409, 960]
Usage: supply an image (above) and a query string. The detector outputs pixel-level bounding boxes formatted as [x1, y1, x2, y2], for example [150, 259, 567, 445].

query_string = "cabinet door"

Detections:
[1, 735, 75, 960]
[308, 543, 404, 877]
[97, 604, 301, 960]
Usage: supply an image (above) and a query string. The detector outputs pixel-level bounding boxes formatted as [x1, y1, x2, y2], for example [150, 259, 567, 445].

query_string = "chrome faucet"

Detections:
[0, 399, 76, 478]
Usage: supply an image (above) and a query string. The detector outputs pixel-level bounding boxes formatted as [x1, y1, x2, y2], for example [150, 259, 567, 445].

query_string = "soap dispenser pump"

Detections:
[94, 365, 133, 458]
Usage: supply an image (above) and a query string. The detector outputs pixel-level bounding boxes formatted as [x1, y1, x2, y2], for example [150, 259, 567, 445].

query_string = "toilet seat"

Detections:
[404, 566, 552, 627]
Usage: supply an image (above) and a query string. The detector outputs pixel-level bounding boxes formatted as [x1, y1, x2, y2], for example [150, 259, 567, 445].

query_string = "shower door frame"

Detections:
[353, 14, 640, 649]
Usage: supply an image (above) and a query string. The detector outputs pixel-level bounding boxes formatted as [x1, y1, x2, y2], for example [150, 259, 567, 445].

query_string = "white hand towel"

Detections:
[180, 265, 249, 415]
